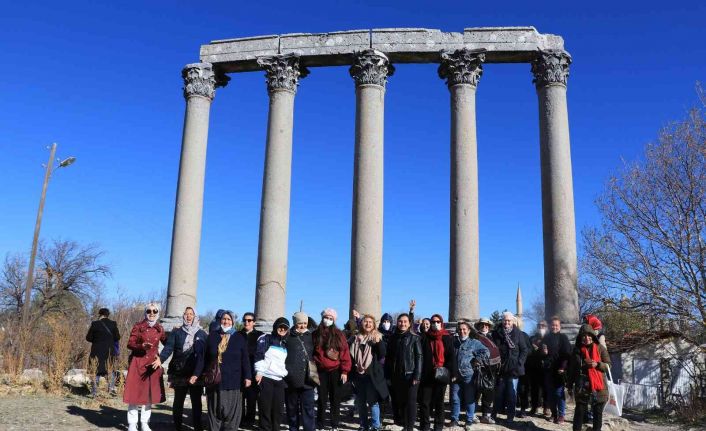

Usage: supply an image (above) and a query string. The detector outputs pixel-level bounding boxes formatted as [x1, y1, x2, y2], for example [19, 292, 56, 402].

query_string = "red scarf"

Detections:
[427, 329, 449, 368]
[580, 343, 605, 392]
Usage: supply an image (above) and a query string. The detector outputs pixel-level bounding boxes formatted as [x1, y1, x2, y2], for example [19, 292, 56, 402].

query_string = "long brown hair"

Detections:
[313, 322, 343, 351]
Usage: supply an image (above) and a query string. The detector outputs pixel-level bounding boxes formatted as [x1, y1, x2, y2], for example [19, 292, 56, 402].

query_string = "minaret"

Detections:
[516, 283, 524, 330]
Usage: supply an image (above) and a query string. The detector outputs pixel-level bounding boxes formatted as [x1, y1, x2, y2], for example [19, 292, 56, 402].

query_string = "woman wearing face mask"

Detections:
[124, 303, 167, 431]
[313, 308, 352, 431]
[378, 313, 394, 342]
[567, 324, 611, 431]
[419, 314, 456, 431]
[349, 315, 388, 431]
[203, 310, 252, 431]
[254, 317, 290, 431]
[473, 318, 499, 424]
[451, 322, 489, 430]
[152, 307, 207, 431]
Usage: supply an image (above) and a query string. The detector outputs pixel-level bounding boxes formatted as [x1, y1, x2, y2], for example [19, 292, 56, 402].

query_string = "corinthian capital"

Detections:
[182, 63, 229, 100]
[438, 49, 486, 88]
[349, 49, 395, 87]
[257, 54, 309, 94]
[531, 50, 572, 88]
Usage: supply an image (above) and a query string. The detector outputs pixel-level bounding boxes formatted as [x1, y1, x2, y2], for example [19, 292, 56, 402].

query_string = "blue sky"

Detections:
[1, 1, 704, 325]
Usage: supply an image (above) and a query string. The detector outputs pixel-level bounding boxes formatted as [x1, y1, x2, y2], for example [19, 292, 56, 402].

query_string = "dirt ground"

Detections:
[0, 385, 684, 431]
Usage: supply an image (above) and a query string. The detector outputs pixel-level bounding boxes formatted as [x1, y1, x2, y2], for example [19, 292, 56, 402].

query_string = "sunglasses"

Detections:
[146, 309, 158, 314]
[243, 319, 255, 322]
[432, 320, 442, 324]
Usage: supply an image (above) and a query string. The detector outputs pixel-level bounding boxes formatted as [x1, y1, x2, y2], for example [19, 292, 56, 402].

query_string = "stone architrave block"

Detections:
[200, 35, 279, 66]
[280, 30, 370, 57]
[463, 27, 564, 55]
[372, 28, 464, 60]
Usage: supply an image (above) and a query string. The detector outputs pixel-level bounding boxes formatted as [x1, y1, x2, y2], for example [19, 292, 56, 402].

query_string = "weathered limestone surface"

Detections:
[440, 49, 484, 323]
[254, 55, 307, 331]
[200, 27, 565, 72]
[349, 50, 392, 319]
[164, 63, 225, 328]
[532, 51, 580, 336]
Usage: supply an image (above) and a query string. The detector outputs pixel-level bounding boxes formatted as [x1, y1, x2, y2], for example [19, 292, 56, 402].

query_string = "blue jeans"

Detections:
[493, 377, 518, 420]
[452, 381, 477, 422]
[451, 383, 461, 421]
[546, 383, 566, 418]
[355, 375, 381, 429]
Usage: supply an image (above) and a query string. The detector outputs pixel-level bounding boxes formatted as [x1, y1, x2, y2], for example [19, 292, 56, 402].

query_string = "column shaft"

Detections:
[449, 84, 479, 322]
[532, 51, 579, 330]
[349, 50, 393, 319]
[165, 63, 223, 327]
[254, 55, 307, 330]
[255, 90, 295, 327]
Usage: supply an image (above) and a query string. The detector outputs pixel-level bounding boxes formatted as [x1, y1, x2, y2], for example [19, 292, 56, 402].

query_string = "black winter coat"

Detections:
[420, 331, 457, 384]
[285, 330, 315, 389]
[540, 331, 572, 386]
[86, 318, 120, 375]
[159, 326, 207, 377]
[350, 336, 389, 401]
[385, 330, 422, 381]
[491, 327, 529, 378]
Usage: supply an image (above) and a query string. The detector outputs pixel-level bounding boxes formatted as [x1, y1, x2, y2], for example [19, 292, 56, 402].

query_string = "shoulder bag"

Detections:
[298, 337, 320, 386]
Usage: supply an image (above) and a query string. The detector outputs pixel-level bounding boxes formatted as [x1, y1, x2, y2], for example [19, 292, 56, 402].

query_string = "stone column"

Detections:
[439, 49, 485, 323]
[531, 50, 580, 335]
[348, 50, 394, 318]
[254, 54, 308, 330]
[164, 63, 229, 328]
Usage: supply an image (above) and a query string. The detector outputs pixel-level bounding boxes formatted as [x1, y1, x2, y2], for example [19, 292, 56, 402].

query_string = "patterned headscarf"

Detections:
[181, 307, 201, 351]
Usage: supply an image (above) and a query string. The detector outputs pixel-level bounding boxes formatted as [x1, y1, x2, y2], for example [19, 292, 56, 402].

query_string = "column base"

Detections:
[561, 323, 581, 344]
[160, 316, 182, 332]
[255, 320, 275, 333]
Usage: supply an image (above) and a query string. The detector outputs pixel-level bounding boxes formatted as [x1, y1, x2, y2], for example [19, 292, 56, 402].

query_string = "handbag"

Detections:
[202, 358, 221, 387]
[604, 365, 625, 417]
[434, 366, 450, 384]
[325, 347, 340, 361]
[169, 348, 194, 377]
[297, 337, 320, 386]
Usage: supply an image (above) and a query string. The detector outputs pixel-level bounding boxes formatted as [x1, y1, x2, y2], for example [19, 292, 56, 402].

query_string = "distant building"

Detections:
[608, 331, 706, 410]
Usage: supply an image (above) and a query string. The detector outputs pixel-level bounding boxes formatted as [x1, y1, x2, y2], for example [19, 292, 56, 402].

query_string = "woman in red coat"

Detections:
[123, 303, 167, 431]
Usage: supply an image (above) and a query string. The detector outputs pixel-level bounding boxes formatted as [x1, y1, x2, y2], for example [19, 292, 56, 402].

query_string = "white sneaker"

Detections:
[128, 425, 138, 431]
[141, 423, 152, 431]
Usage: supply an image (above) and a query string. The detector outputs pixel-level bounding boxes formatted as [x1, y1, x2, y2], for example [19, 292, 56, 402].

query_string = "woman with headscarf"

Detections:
[203, 310, 252, 431]
[124, 303, 167, 431]
[568, 324, 611, 431]
[313, 308, 352, 431]
[350, 314, 388, 431]
[152, 307, 207, 431]
[419, 314, 456, 431]
[254, 317, 290, 431]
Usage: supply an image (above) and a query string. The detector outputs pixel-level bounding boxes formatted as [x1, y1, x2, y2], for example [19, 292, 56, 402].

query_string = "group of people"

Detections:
[87, 302, 612, 431]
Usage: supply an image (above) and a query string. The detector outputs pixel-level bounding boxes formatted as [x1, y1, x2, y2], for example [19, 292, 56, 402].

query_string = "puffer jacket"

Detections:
[385, 329, 422, 381]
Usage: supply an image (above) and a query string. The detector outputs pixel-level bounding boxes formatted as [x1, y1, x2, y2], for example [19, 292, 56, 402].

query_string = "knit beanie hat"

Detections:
[273, 317, 290, 332]
[321, 308, 338, 321]
[293, 311, 308, 325]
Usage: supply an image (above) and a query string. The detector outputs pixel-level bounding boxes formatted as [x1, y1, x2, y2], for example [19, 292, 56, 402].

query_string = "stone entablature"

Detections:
[200, 27, 565, 72]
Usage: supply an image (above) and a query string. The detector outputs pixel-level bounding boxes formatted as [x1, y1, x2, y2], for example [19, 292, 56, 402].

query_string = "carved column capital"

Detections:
[438, 49, 486, 88]
[257, 54, 309, 94]
[182, 63, 229, 100]
[349, 49, 395, 87]
[531, 50, 572, 88]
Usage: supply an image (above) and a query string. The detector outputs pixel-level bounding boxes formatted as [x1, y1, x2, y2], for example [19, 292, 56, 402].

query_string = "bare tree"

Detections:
[0, 254, 32, 315]
[581, 96, 706, 335]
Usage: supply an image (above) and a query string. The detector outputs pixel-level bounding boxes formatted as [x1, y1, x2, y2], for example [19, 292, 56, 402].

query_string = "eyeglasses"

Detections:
[243, 319, 254, 322]
[146, 309, 158, 314]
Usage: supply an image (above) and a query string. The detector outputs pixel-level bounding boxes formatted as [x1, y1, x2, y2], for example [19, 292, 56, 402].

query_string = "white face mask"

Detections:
[539, 328, 547, 337]
[460, 335, 469, 341]
[322, 317, 334, 327]
[433, 322, 442, 331]
[382, 322, 391, 331]
[221, 325, 232, 332]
